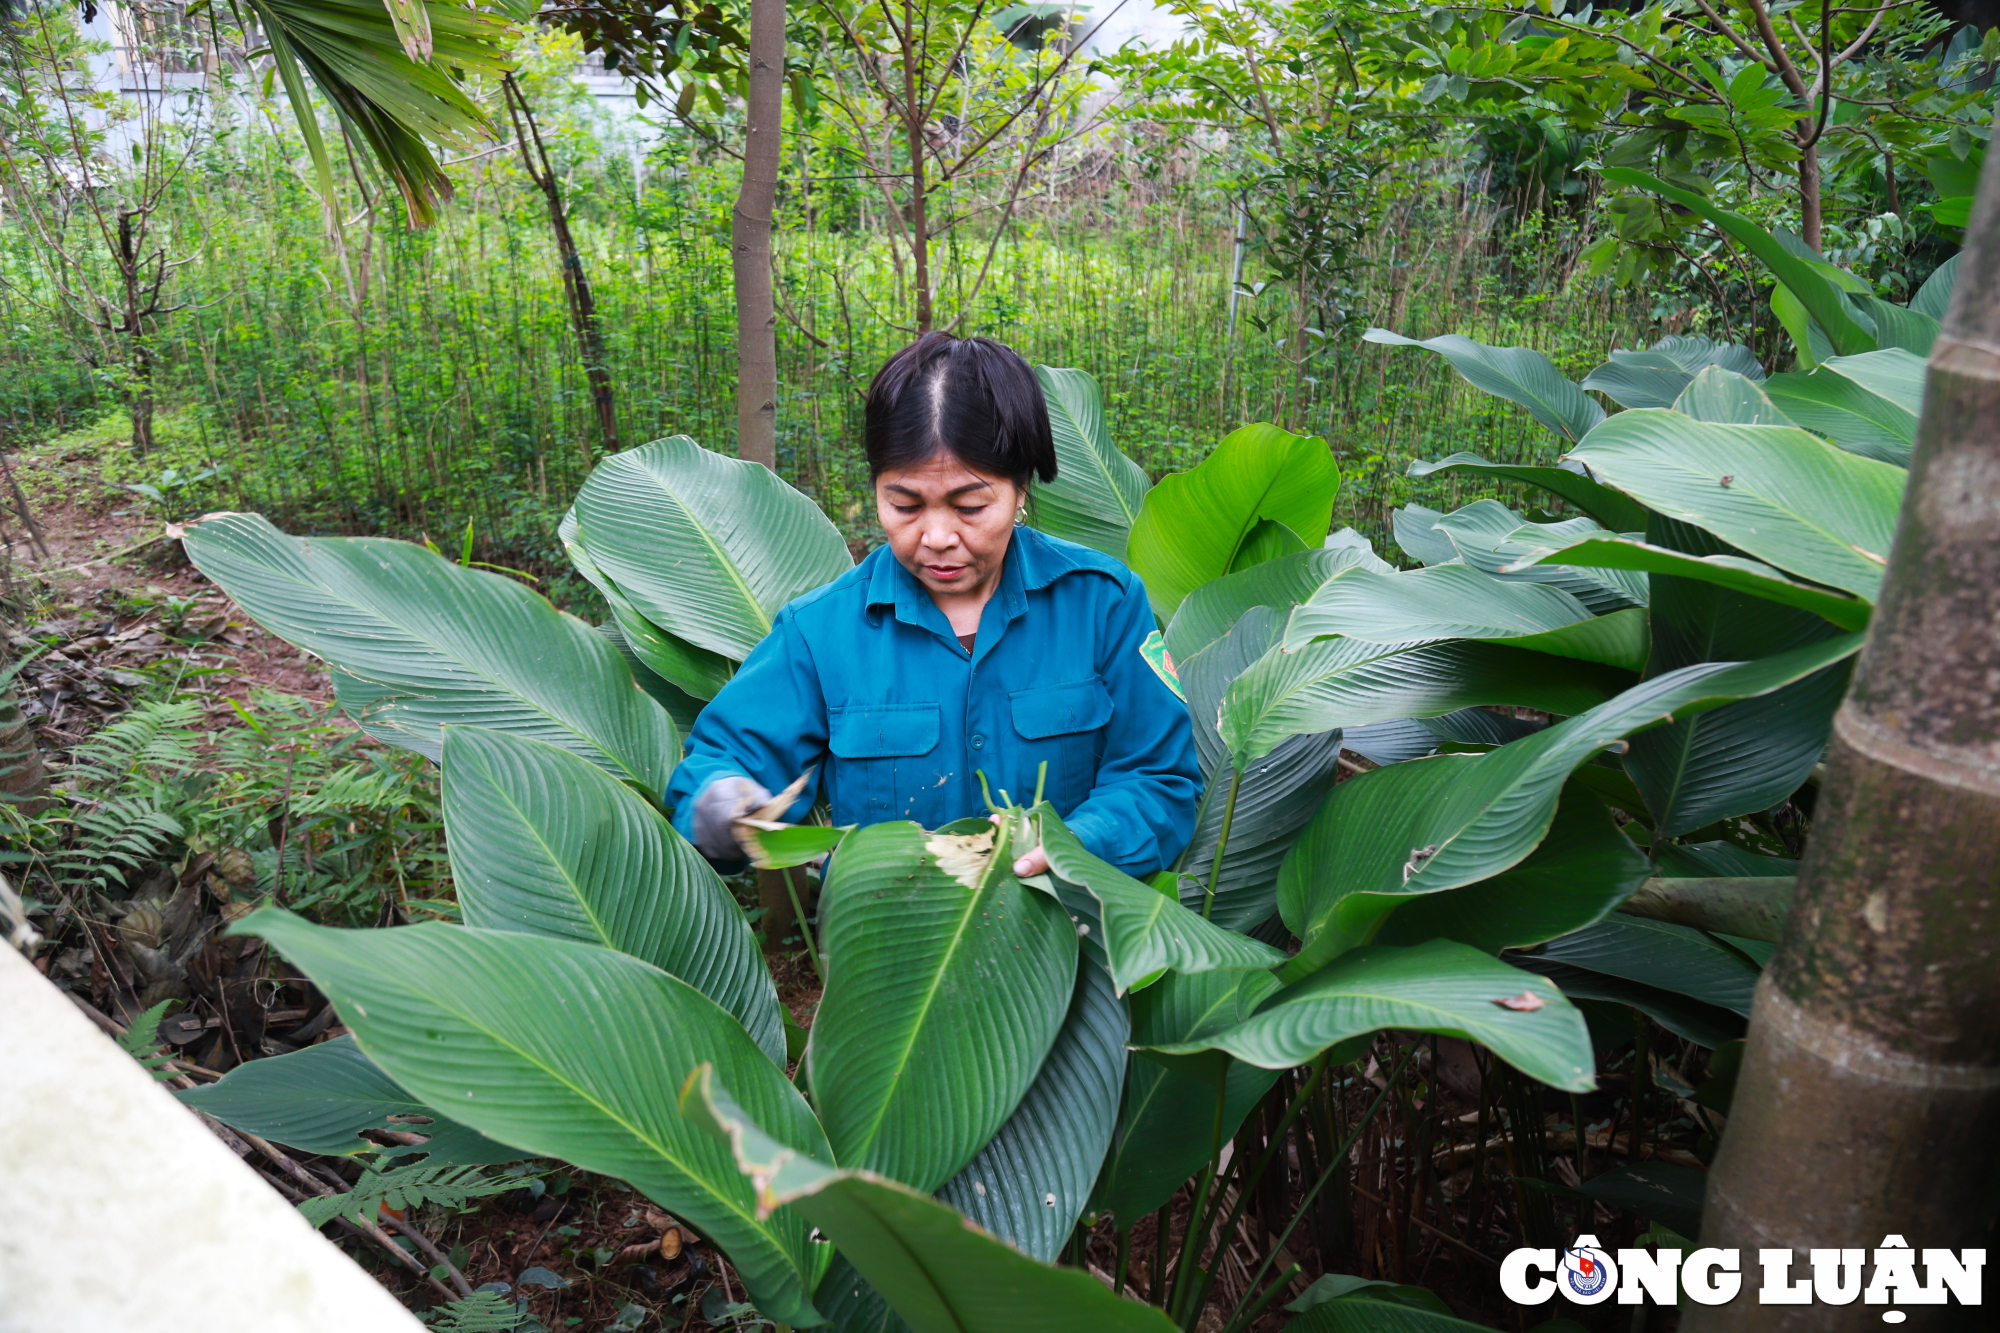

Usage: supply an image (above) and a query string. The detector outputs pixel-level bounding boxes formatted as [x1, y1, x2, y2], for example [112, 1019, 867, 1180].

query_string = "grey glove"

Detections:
[693, 774, 771, 862]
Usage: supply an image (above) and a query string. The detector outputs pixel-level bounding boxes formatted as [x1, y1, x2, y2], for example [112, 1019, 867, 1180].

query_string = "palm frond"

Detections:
[238, 0, 515, 227]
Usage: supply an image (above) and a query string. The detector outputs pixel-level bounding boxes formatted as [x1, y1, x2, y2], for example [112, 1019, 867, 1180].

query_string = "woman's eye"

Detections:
[892, 504, 921, 515]
[956, 505, 987, 517]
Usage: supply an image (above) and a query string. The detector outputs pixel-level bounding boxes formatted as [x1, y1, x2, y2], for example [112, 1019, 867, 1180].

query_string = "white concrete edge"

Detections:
[0, 944, 428, 1333]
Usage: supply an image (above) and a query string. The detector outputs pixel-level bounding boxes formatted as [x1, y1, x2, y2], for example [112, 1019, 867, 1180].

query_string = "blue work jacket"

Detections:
[667, 527, 1201, 877]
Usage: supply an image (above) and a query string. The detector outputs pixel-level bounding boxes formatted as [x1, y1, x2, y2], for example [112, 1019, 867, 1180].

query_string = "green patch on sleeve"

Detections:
[1140, 629, 1184, 701]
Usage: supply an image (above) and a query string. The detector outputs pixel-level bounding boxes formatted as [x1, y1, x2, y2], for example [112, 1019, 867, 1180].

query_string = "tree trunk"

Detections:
[1685, 147, 2000, 1329]
[117, 209, 154, 457]
[902, 0, 932, 333]
[1799, 139, 1822, 252]
[0, 680, 47, 804]
[732, 0, 797, 943]
[503, 75, 618, 464]
[129, 334, 154, 458]
[731, 0, 785, 469]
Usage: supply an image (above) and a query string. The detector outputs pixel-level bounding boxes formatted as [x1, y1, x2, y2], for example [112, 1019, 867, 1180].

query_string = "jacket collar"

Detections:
[863, 528, 1085, 650]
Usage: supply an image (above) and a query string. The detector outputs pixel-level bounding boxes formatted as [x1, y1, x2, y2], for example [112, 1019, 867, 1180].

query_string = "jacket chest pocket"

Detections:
[1010, 677, 1114, 812]
[829, 703, 942, 821]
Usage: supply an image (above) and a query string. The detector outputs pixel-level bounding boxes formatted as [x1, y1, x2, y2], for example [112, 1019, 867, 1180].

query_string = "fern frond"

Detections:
[298, 1162, 516, 1229]
[418, 1289, 525, 1332]
[68, 699, 203, 784]
[116, 1000, 179, 1081]
[54, 796, 183, 890]
[288, 766, 414, 818]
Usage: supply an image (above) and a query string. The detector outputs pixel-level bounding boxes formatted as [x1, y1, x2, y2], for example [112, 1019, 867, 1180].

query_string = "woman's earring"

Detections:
[1014, 507, 1026, 528]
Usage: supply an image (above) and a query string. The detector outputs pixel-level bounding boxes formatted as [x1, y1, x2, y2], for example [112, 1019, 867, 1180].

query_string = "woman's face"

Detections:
[875, 453, 1025, 604]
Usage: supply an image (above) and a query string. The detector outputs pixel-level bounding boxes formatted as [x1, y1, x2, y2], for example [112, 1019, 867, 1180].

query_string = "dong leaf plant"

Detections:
[177, 222, 1933, 1324]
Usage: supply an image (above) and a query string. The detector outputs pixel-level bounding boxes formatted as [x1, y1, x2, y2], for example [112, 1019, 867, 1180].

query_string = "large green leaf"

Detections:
[1391, 504, 1462, 567]
[1164, 546, 1390, 668]
[1503, 534, 1871, 631]
[1033, 808, 1285, 990]
[1151, 940, 1594, 1092]
[1090, 969, 1282, 1224]
[177, 1035, 516, 1164]
[1182, 607, 1287, 775]
[1430, 501, 1647, 613]
[1849, 294, 1940, 357]
[1580, 335, 1764, 410]
[1363, 330, 1604, 442]
[1655, 840, 1797, 879]
[596, 622, 706, 736]
[1910, 253, 1960, 322]
[1763, 349, 1927, 466]
[1404, 454, 1650, 532]
[182, 513, 677, 794]
[809, 821, 1076, 1193]
[1271, 636, 1864, 979]
[239, 913, 830, 1326]
[1174, 728, 1345, 931]
[1372, 783, 1650, 954]
[1175, 609, 1346, 928]
[1218, 634, 1634, 768]
[1531, 916, 1760, 1016]
[440, 727, 783, 1064]
[1030, 366, 1150, 562]
[1672, 366, 1794, 426]
[936, 963, 1126, 1262]
[567, 436, 852, 662]
[1565, 410, 1905, 601]
[1622, 541, 1851, 838]
[1232, 518, 1311, 571]
[1569, 1162, 1708, 1242]
[682, 1068, 1177, 1333]
[1287, 1292, 1494, 1332]
[1127, 424, 1338, 619]
[1277, 755, 1479, 964]
[1601, 169, 1876, 356]
[564, 510, 735, 700]
[1284, 563, 1649, 671]
[1509, 957, 1745, 1049]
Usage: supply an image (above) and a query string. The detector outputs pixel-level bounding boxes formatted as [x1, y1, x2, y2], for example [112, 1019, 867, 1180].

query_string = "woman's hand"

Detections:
[990, 812, 1050, 877]
[694, 775, 772, 861]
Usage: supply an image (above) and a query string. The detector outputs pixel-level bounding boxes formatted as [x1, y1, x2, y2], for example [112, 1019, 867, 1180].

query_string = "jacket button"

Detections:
[970, 734, 985, 750]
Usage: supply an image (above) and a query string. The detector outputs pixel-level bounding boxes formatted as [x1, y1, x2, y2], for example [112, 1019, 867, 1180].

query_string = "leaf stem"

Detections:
[1148, 1201, 1171, 1306]
[780, 867, 824, 988]
[1202, 767, 1244, 920]
[1169, 1067, 1234, 1327]
[1183, 1059, 1330, 1321]
[1220, 1044, 1419, 1333]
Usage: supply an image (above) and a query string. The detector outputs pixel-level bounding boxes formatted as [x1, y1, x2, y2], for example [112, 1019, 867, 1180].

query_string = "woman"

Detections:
[667, 332, 1199, 880]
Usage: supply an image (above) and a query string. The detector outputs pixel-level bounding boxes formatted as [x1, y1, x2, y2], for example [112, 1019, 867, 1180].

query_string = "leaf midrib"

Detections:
[1247, 985, 1559, 1055]
[1051, 387, 1141, 528]
[595, 463, 774, 641]
[328, 944, 812, 1286]
[841, 835, 1022, 1176]
[214, 531, 644, 785]
[1606, 453, 1889, 579]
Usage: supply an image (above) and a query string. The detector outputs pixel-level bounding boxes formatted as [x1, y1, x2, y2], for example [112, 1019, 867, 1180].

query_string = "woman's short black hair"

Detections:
[863, 332, 1058, 489]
